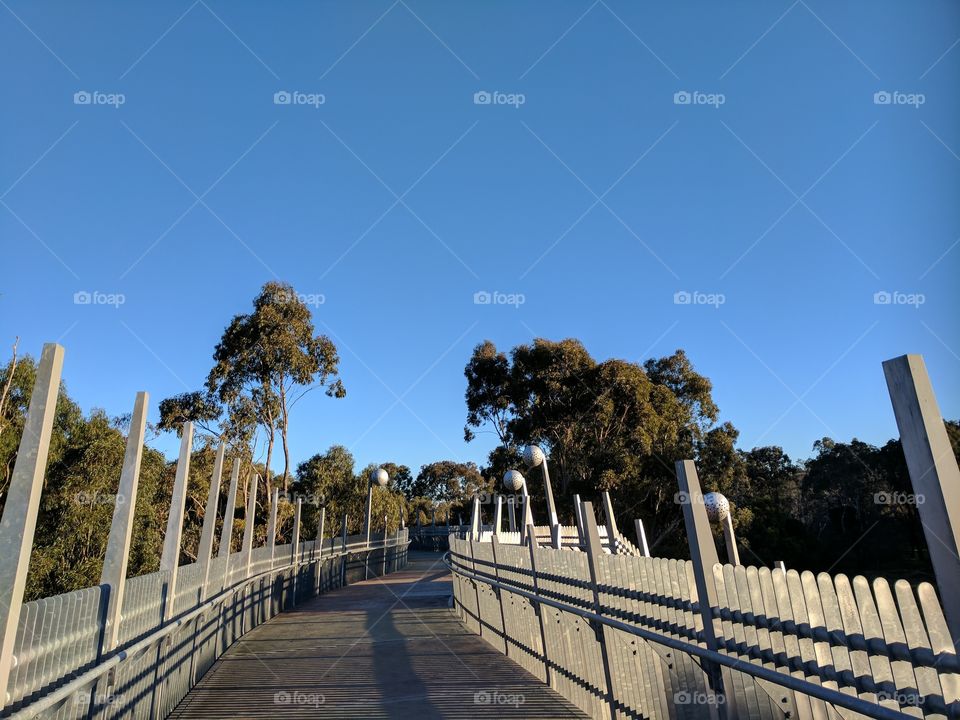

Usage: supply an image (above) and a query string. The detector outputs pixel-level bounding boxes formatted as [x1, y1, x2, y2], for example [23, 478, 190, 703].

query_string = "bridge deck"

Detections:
[169, 551, 587, 719]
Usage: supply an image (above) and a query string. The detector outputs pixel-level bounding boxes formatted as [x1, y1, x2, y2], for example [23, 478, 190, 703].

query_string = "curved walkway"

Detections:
[169, 551, 587, 719]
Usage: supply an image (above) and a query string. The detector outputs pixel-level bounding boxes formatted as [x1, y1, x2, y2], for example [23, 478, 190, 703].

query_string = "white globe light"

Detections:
[522, 445, 546, 468]
[370, 467, 389, 487]
[703, 492, 730, 523]
[503, 470, 525, 492]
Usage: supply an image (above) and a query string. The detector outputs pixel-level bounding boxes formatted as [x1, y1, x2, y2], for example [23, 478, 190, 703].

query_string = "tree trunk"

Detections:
[279, 383, 290, 491]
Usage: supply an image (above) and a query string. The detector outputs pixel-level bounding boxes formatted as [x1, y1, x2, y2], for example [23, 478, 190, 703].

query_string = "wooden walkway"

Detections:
[169, 551, 587, 719]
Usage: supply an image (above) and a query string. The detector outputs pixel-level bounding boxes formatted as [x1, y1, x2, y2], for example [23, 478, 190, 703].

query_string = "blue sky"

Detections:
[2, 1, 958, 477]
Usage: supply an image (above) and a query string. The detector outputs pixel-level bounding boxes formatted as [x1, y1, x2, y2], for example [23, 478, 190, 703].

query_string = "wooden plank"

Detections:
[815, 572, 868, 719]
[894, 580, 945, 720]
[851, 575, 898, 711]
[716, 564, 761, 719]
[771, 568, 816, 720]
[873, 578, 923, 717]
[917, 582, 960, 706]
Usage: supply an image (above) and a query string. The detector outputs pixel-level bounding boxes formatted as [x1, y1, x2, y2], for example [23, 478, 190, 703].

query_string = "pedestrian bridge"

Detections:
[1, 345, 959, 719]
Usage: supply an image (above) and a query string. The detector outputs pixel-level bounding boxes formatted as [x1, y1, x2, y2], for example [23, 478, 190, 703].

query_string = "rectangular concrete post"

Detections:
[0, 343, 64, 709]
[540, 458, 559, 528]
[340, 513, 348, 586]
[526, 530, 552, 687]
[160, 423, 194, 621]
[551, 522, 562, 549]
[579, 501, 618, 720]
[602, 491, 619, 553]
[219, 459, 241, 589]
[722, 514, 740, 566]
[676, 459, 731, 716]
[315, 506, 326, 593]
[382, 513, 388, 576]
[363, 483, 374, 547]
[197, 444, 225, 602]
[634, 518, 651, 557]
[493, 495, 503, 539]
[506, 496, 516, 532]
[99, 391, 149, 653]
[884, 354, 960, 653]
[266, 488, 279, 567]
[292, 498, 302, 563]
[470, 495, 481, 540]
[240, 473, 258, 579]
[573, 493, 585, 544]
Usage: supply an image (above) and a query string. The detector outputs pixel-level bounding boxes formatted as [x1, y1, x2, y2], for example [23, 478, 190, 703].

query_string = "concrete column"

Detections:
[493, 495, 503, 539]
[291, 498, 302, 563]
[634, 518, 651, 557]
[884, 354, 960, 652]
[722, 514, 740, 566]
[540, 456, 559, 528]
[197, 444, 226, 601]
[0, 343, 64, 708]
[99, 392, 149, 653]
[602, 491, 619, 553]
[506, 496, 517, 532]
[470, 495, 481, 540]
[219, 459, 241, 589]
[579, 501, 617, 720]
[676, 459, 730, 716]
[266, 488, 279, 565]
[240, 473, 259, 578]
[573, 493, 584, 539]
[160, 423, 194, 621]
[363, 483, 374, 547]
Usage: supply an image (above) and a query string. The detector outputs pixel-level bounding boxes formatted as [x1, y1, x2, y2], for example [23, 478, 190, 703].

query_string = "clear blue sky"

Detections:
[2, 1, 958, 477]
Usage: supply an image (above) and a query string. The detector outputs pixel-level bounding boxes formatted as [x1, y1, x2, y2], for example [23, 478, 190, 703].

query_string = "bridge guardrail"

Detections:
[447, 529, 960, 720]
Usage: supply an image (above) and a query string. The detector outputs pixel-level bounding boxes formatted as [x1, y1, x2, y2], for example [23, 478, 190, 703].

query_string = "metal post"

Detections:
[722, 513, 740, 566]
[363, 483, 374, 547]
[315, 506, 326, 593]
[99, 391, 148, 654]
[602, 491, 619, 553]
[240, 473, 258, 579]
[883, 354, 960, 652]
[634, 518, 651, 557]
[493, 495, 503, 539]
[340, 513, 348, 586]
[197, 444, 226, 602]
[0, 343, 64, 709]
[266, 488, 279, 566]
[219, 459, 241, 590]
[676, 459, 730, 715]
[579, 501, 618, 720]
[470, 495, 481, 540]
[160, 422, 194, 621]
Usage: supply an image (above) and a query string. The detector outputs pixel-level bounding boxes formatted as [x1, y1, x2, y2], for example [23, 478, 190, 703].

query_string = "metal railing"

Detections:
[447, 519, 960, 720]
[0, 343, 411, 719]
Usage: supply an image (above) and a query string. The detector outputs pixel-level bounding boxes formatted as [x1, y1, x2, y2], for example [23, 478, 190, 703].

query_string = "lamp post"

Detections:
[703, 491, 739, 565]
[522, 445, 558, 528]
[503, 469, 533, 543]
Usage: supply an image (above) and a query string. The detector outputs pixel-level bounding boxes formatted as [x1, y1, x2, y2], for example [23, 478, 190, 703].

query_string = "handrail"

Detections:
[7, 538, 407, 720]
[444, 551, 923, 720]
